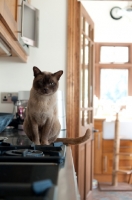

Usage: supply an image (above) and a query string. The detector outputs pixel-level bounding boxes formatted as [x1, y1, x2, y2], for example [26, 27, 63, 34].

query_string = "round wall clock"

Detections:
[110, 6, 123, 20]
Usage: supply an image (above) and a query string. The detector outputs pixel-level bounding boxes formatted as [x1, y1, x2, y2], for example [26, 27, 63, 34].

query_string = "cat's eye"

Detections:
[49, 82, 54, 86]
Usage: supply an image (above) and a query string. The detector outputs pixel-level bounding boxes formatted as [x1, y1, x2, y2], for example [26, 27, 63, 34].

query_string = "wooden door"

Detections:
[79, 5, 94, 200]
[67, 1, 95, 200]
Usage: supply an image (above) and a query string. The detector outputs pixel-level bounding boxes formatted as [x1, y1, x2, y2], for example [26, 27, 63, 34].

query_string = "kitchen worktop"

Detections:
[94, 115, 132, 140]
[0, 129, 80, 200]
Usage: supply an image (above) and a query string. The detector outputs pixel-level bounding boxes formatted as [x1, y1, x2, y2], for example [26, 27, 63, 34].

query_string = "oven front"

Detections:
[0, 131, 66, 200]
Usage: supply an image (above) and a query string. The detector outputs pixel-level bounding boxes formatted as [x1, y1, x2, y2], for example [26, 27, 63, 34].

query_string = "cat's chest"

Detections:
[30, 99, 57, 125]
[29, 95, 57, 115]
[36, 101, 55, 114]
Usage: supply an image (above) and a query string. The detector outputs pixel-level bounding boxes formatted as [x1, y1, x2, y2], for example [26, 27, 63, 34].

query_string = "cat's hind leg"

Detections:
[40, 119, 54, 145]
[23, 119, 40, 145]
[47, 120, 61, 144]
[48, 135, 58, 144]
[40, 119, 60, 145]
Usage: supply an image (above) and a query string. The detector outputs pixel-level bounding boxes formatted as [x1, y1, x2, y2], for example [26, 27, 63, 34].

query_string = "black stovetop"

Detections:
[0, 141, 66, 163]
[0, 129, 66, 163]
[0, 129, 66, 200]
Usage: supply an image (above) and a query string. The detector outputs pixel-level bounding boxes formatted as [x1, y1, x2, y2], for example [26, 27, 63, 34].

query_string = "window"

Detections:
[95, 43, 132, 107]
[100, 46, 129, 63]
[100, 69, 128, 103]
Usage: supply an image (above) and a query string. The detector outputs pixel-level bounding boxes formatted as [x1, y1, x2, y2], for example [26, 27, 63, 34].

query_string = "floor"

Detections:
[93, 188, 132, 200]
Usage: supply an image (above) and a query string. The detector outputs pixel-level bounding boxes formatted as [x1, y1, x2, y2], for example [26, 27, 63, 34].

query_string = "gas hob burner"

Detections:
[0, 137, 8, 142]
[0, 142, 66, 163]
[5, 149, 44, 157]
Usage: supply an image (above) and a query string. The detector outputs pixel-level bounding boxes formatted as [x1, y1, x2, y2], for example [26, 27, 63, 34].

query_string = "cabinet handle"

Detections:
[103, 156, 107, 172]
[98, 134, 100, 149]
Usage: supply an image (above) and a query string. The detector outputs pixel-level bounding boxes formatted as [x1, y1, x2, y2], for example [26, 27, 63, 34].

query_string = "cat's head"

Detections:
[32, 66, 63, 95]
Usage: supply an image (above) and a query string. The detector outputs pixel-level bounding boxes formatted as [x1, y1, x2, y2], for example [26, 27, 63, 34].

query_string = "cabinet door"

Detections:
[103, 153, 132, 174]
[0, 0, 27, 62]
[5, 0, 18, 21]
[102, 153, 112, 174]
[5, 0, 31, 22]
[94, 132, 102, 174]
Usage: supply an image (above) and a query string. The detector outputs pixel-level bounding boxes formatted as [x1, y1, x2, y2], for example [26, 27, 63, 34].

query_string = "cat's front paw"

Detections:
[34, 141, 41, 145]
[41, 140, 49, 145]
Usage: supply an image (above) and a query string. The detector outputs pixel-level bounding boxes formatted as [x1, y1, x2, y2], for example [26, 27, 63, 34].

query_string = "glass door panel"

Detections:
[80, 7, 94, 126]
[80, 32, 85, 125]
[81, 16, 84, 31]
[84, 110, 88, 125]
[85, 38, 89, 65]
[80, 18, 90, 125]
[85, 21, 89, 36]
[88, 110, 93, 124]
[80, 14, 94, 126]
[89, 25, 93, 41]
[84, 38, 89, 108]
[89, 42, 94, 108]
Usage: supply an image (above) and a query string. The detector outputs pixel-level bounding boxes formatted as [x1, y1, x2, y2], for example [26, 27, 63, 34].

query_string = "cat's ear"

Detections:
[33, 66, 42, 77]
[53, 70, 63, 80]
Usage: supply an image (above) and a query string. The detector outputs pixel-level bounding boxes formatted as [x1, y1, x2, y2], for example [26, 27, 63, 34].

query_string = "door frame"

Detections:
[66, 0, 80, 170]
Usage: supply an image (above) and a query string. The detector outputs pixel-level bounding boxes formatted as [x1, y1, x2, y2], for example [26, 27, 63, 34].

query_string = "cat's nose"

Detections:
[44, 88, 48, 93]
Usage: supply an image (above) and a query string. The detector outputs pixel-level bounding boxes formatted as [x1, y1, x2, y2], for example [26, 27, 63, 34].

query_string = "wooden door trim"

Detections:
[66, 0, 80, 170]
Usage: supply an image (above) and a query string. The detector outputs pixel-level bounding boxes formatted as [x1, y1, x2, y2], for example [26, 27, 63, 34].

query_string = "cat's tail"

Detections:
[56, 129, 91, 145]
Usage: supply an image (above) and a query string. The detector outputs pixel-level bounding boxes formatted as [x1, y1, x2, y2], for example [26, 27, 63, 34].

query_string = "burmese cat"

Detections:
[23, 66, 90, 145]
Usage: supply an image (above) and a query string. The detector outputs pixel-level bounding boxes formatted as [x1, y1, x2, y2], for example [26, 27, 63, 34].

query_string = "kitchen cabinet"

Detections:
[4, 0, 18, 21]
[94, 118, 132, 183]
[0, 0, 28, 62]
[102, 140, 132, 174]
[94, 131, 102, 174]
[67, 1, 95, 199]
[94, 118, 104, 175]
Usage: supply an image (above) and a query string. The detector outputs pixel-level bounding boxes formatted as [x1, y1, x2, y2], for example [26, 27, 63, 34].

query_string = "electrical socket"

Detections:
[1, 92, 18, 103]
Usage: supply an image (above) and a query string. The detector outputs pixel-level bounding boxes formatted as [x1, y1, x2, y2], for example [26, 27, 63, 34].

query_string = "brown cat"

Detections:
[23, 66, 90, 145]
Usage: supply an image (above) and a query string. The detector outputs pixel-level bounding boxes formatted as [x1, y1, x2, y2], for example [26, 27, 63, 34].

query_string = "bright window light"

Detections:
[100, 46, 129, 63]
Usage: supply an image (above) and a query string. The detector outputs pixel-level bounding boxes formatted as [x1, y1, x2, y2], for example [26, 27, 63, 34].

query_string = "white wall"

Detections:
[0, 0, 67, 113]
[1, 0, 132, 113]
[81, 1, 132, 42]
